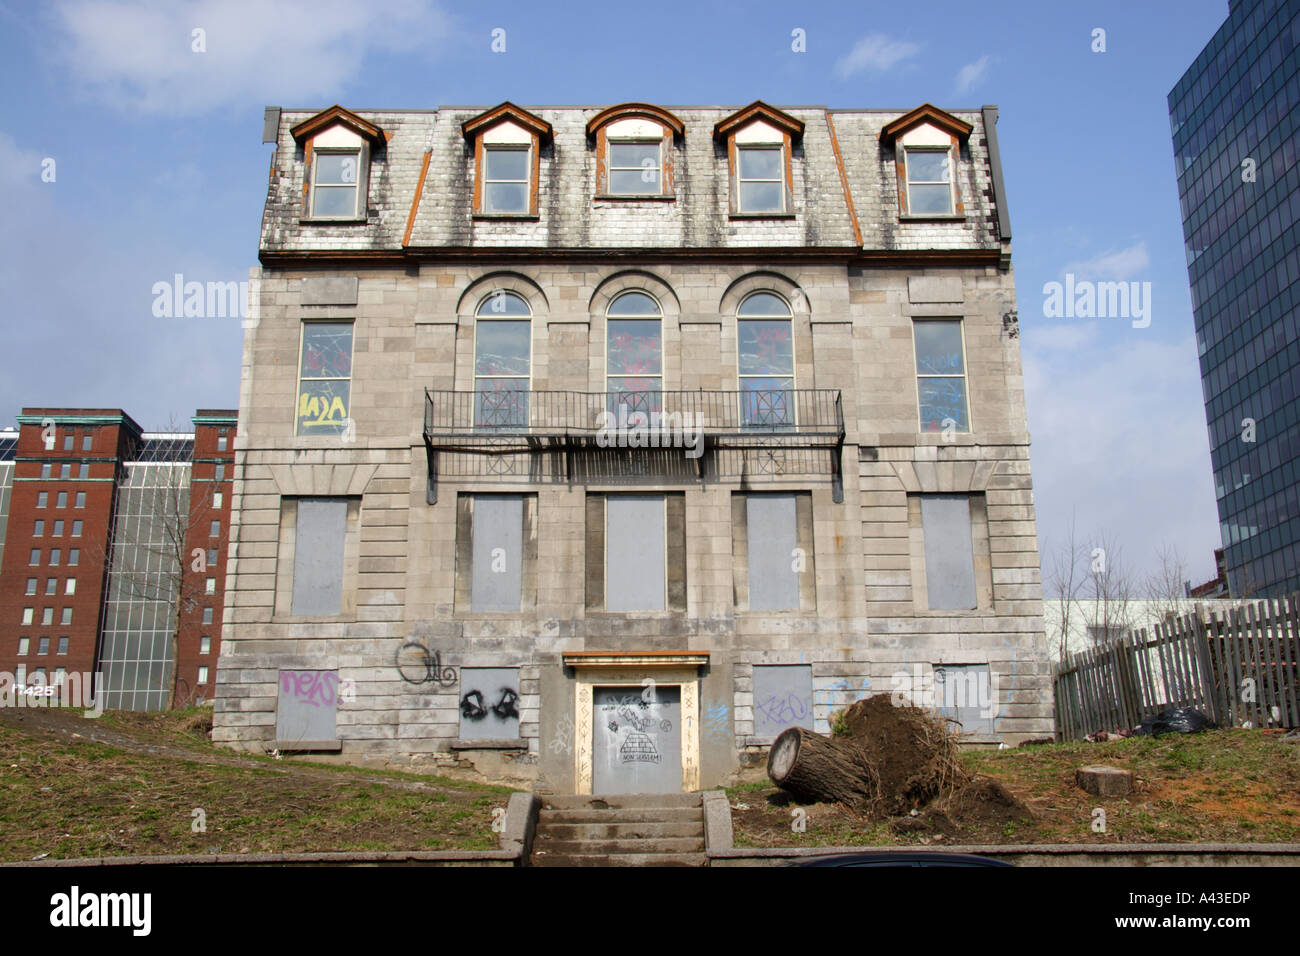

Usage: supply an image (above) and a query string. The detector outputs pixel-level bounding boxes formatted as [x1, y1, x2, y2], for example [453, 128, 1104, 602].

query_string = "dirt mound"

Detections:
[891, 775, 1034, 840]
[832, 695, 968, 817]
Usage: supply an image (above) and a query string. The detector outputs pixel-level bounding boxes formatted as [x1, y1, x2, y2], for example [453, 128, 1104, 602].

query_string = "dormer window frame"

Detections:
[464, 102, 552, 221]
[587, 104, 684, 202]
[714, 101, 804, 221]
[290, 105, 385, 226]
[879, 103, 972, 222]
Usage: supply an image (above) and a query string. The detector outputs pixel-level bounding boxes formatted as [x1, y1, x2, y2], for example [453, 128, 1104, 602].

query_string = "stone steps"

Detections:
[529, 792, 708, 867]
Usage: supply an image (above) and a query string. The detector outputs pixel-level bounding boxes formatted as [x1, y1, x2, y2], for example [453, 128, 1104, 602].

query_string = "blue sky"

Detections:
[0, 0, 1233, 588]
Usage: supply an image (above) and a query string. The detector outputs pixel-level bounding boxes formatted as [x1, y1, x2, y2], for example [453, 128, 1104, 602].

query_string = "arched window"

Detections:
[474, 291, 531, 428]
[737, 292, 794, 427]
[606, 291, 662, 418]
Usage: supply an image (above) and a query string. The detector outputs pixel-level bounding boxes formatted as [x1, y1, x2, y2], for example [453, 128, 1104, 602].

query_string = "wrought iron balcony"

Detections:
[421, 387, 845, 504]
[423, 388, 843, 446]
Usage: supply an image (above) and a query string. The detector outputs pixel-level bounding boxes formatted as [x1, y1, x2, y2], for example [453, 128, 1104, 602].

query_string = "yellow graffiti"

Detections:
[298, 392, 347, 427]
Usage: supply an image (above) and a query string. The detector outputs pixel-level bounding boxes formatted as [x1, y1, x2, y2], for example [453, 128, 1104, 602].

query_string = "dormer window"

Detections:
[587, 104, 683, 200]
[483, 145, 531, 213]
[714, 101, 804, 219]
[609, 141, 660, 195]
[738, 145, 785, 213]
[904, 148, 954, 215]
[880, 104, 973, 220]
[311, 150, 361, 217]
[290, 105, 386, 224]
[463, 102, 552, 219]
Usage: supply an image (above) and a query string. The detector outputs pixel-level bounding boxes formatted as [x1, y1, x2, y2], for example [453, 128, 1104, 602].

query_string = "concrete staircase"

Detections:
[530, 792, 707, 867]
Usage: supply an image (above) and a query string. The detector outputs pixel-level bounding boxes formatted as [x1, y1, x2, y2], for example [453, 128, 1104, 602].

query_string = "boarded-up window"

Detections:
[458, 667, 520, 739]
[934, 664, 994, 735]
[606, 495, 665, 611]
[275, 669, 339, 745]
[920, 494, 976, 610]
[470, 495, 524, 611]
[291, 498, 348, 615]
[747, 494, 799, 610]
[752, 664, 814, 736]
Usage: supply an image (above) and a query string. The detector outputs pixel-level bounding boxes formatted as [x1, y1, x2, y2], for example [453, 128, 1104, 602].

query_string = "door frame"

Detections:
[563, 652, 708, 794]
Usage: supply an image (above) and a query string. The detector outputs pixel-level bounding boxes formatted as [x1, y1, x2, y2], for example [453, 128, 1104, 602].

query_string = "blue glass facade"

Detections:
[1170, 0, 1300, 595]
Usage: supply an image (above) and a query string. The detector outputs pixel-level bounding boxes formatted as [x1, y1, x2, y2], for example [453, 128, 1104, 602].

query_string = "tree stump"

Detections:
[767, 727, 880, 814]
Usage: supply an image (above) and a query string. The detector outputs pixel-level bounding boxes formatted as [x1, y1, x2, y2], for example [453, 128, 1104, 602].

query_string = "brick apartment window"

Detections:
[213, 492, 223, 508]
[310, 148, 361, 218]
[904, 147, 954, 216]
[71, 520, 81, 537]
[200, 636, 211, 655]
[50, 549, 60, 566]
[210, 520, 220, 537]
[37, 637, 49, 655]
[606, 292, 663, 418]
[52, 520, 63, 537]
[60, 608, 71, 625]
[33, 519, 43, 537]
[65, 579, 75, 595]
[25, 578, 36, 595]
[17, 638, 29, 656]
[202, 607, 213, 625]
[21, 608, 33, 625]
[41, 608, 52, 626]
[75, 492, 85, 508]
[217, 436, 228, 452]
[215, 463, 225, 481]
[737, 292, 795, 428]
[207, 548, 218, 567]
[56, 492, 66, 508]
[29, 549, 39, 566]
[36, 491, 47, 508]
[40, 464, 51, 479]
[62, 435, 73, 451]
[59, 464, 70, 479]
[44, 578, 55, 595]
[68, 549, 78, 566]
[205, 577, 216, 595]
[913, 319, 970, 433]
[53, 667, 66, 685]
[483, 145, 531, 213]
[198, 666, 210, 684]
[474, 291, 532, 428]
[78, 464, 88, 478]
[297, 321, 354, 436]
[737, 145, 786, 213]
[608, 139, 662, 195]
[56, 637, 68, 655]
[82, 435, 92, 451]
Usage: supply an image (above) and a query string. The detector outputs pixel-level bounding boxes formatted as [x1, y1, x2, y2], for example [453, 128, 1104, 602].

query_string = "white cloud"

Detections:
[953, 55, 991, 95]
[1062, 241, 1152, 281]
[0, 132, 46, 188]
[1022, 330, 1221, 589]
[50, 0, 452, 114]
[834, 33, 920, 79]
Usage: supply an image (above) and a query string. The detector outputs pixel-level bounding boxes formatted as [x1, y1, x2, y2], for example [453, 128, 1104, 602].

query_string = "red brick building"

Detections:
[0, 408, 235, 708]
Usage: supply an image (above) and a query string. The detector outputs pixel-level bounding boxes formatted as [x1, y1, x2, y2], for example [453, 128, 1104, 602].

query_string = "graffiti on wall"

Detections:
[600, 692, 672, 764]
[461, 687, 520, 721]
[279, 670, 338, 708]
[395, 641, 458, 687]
[459, 668, 521, 737]
[703, 698, 730, 744]
[754, 691, 810, 728]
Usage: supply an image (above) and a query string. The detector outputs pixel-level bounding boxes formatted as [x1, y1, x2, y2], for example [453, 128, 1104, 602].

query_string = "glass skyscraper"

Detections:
[1169, 0, 1300, 596]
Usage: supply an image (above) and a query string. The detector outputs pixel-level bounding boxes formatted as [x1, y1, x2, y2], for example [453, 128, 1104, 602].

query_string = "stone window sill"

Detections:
[730, 211, 796, 220]
[594, 194, 676, 202]
[473, 213, 540, 221]
[900, 215, 966, 223]
[450, 739, 527, 750]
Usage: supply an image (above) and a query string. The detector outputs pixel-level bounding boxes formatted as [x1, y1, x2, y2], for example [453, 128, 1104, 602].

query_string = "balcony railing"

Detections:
[423, 388, 844, 445]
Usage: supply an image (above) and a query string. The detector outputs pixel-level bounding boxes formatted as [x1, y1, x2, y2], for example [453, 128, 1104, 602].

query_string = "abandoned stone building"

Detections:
[211, 99, 1052, 791]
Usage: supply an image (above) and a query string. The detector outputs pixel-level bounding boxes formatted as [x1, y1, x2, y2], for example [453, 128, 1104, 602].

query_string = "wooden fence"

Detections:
[1052, 595, 1300, 741]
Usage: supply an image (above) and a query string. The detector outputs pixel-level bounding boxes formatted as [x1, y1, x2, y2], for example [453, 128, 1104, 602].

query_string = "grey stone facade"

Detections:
[213, 101, 1051, 790]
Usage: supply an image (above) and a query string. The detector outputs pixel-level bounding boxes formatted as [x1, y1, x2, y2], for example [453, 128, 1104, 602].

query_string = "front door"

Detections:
[592, 685, 682, 794]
